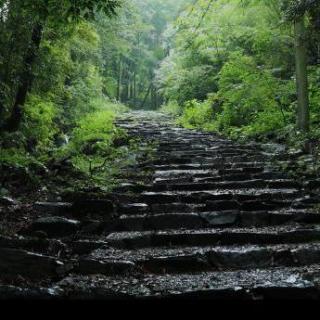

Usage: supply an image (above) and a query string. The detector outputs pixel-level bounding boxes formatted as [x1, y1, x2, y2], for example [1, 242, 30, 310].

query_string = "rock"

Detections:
[33, 231, 49, 239]
[34, 202, 72, 215]
[0, 248, 62, 279]
[80, 220, 106, 234]
[77, 258, 136, 275]
[27, 216, 80, 238]
[0, 285, 59, 300]
[0, 196, 18, 206]
[200, 212, 238, 227]
[118, 203, 149, 215]
[262, 143, 287, 154]
[304, 179, 320, 189]
[0, 235, 67, 255]
[71, 240, 109, 255]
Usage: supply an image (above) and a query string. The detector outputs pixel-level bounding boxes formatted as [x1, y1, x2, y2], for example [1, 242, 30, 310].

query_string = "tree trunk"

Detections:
[5, 21, 43, 132]
[141, 84, 152, 109]
[294, 16, 310, 132]
[133, 72, 137, 106]
[117, 55, 122, 102]
[124, 68, 129, 102]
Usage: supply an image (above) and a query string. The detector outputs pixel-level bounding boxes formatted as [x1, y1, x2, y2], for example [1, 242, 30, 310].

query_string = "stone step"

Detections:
[0, 235, 67, 256]
[117, 203, 150, 215]
[54, 266, 320, 299]
[0, 286, 59, 300]
[76, 258, 136, 276]
[70, 239, 110, 255]
[0, 248, 69, 280]
[34, 202, 73, 216]
[145, 179, 301, 192]
[205, 199, 292, 211]
[136, 189, 301, 205]
[23, 216, 81, 238]
[154, 169, 215, 178]
[155, 151, 259, 159]
[154, 172, 288, 184]
[117, 213, 205, 231]
[115, 209, 320, 232]
[157, 146, 260, 154]
[153, 167, 266, 178]
[79, 243, 320, 274]
[113, 179, 301, 193]
[147, 162, 269, 171]
[150, 203, 205, 214]
[151, 155, 269, 166]
[106, 226, 320, 249]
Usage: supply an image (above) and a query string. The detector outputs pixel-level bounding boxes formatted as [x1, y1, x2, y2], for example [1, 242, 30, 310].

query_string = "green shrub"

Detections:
[71, 110, 116, 152]
[160, 100, 182, 116]
[309, 66, 320, 125]
[178, 99, 215, 130]
[22, 95, 57, 151]
[216, 52, 279, 128]
[176, 52, 296, 141]
[236, 109, 290, 139]
[54, 107, 129, 180]
[0, 147, 34, 168]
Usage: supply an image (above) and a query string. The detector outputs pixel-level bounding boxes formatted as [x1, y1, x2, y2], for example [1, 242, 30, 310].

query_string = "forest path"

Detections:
[2, 111, 320, 299]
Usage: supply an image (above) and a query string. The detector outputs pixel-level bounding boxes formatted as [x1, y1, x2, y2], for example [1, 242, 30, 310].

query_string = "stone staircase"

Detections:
[1, 111, 320, 300]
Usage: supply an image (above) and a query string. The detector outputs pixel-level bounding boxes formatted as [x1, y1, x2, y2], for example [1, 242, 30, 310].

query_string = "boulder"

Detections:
[34, 202, 72, 215]
[0, 248, 61, 279]
[201, 212, 239, 227]
[27, 216, 80, 238]
[0, 285, 59, 300]
[0, 196, 18, 206]
[77, 258, 136, 275]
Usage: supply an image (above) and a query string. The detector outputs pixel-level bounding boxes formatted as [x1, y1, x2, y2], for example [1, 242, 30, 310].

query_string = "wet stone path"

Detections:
[2, 111, 320, 299]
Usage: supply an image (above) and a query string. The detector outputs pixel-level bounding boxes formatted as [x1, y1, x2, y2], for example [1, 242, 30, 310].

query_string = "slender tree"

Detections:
[284, 0, 320, 132]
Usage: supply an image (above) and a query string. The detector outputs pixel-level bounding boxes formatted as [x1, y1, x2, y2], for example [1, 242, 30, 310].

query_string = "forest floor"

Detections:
[1, 111, 320, 299]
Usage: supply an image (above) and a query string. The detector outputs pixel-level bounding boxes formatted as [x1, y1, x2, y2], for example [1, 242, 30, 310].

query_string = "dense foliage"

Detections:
[157, 0, 320, 142]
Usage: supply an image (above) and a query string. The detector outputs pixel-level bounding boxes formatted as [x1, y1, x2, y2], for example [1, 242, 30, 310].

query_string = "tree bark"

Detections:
[294, 16, 310, 132]
[5, 21, 43, 132]
[133, 72, 137, 106]
[141, 84, 152, 109]
[117, 55, 122, 102]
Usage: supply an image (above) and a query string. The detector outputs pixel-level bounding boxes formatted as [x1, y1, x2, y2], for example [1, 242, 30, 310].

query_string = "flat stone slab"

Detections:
[118, 213, 205, 231]
[0, 248, 63, 279]
[70, 240, 110, 255]
[0, 235, 66, 255]
[72, 199, 115, 215]
[136, 189, 301, 205]
[27, 216, 81, 238]
[79, 243, 320, 274]
[34, 202, 72, 215]
[0, 285, 59, 300]
[106, 226, 320, 249]
[0, 197, 18, 206]
[55, 266, 320, 299]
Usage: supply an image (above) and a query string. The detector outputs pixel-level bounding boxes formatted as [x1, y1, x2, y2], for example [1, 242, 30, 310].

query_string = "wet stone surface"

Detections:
[54, 267, 320, 300]
[2, 111, 320, 299]
[24, 216, 81, 238]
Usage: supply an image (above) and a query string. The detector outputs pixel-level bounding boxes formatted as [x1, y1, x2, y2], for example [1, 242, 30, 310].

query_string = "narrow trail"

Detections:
[2, 111, 320, 299]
